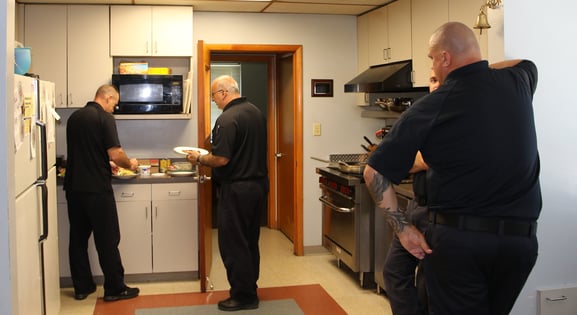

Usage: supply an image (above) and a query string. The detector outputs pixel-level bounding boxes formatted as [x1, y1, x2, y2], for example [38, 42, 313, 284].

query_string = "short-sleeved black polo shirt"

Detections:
[64, 102, 121, 193]
[368, 60, 541, 219]
[211, 97, 268, 182]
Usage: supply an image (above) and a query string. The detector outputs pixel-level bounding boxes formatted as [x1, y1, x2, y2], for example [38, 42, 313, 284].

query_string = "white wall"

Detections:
[505, 1, 577, 314]
[193, 12, 384, 246]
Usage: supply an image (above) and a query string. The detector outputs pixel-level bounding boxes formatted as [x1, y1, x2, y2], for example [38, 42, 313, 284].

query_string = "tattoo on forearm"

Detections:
[367, 171, 390, 204]
[367, 171, 409, 234]
[386, 207, 409, 234]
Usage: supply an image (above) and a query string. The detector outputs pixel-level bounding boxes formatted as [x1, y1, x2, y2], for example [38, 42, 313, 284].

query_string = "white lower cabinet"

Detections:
[57, 182, 198, 281]
[151, 183, 198, 273]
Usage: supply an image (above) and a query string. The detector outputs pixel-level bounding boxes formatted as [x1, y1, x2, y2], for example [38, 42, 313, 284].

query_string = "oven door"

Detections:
[320, 184, 358, 270]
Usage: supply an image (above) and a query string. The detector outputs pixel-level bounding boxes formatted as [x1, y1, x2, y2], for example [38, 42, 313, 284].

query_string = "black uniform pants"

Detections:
[423, 223, 538, 315]
[66, 190, 126, 295]
[217, 179, 268, 302]
[384, 200, 428, 315]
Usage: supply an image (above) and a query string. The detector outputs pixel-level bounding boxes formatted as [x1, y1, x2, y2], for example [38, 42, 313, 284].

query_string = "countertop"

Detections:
[57, 173, 199, 185]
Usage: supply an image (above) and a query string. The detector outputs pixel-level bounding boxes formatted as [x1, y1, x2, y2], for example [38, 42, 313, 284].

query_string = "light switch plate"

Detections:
[313, 122, 321, 136]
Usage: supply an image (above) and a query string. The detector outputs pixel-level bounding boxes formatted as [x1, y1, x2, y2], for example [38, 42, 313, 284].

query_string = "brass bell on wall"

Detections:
[474, 8, 491, 34]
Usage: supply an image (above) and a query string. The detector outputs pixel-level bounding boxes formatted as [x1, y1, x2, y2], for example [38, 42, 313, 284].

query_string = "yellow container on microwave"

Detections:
[118, 62, 148, 74]
[148, 67, 172, 75]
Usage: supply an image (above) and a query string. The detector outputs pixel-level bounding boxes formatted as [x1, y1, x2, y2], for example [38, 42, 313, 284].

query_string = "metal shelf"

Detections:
[114, 113, 192, 120]
[361, 109, 401, 119]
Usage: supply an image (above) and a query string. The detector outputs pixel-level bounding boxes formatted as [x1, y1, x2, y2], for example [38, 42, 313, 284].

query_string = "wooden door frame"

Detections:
[197, 42, 304, 292]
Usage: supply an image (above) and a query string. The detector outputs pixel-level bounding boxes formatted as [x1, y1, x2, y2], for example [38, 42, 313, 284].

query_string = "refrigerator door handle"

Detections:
[37, 181, 48, 242]
[36, 120, 48, 181]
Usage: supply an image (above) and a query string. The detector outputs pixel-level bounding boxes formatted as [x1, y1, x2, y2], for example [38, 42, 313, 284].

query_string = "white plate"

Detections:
[173, 146, 209, 155]
[167, 171, 195, 177]
[151, 173, 166, 177]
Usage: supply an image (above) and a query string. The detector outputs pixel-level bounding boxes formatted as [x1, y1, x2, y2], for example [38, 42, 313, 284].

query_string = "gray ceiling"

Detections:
[15, 0, 396, 16]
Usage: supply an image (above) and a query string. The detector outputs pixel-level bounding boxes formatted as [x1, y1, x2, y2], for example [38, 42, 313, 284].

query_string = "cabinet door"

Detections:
[367, 7, 388, 66]
[110, 5, 152, 56]
[151, 6, 193, 56]
[67, 5, 111, 108]
[117, 200, 153, 274]
[24, 5, 67, 107]
[57, 201, 103, 277]
[356, 14, 370, 106]
[411, 0, 449, 86]
[448, 0, 488, 59]
[387, 0, 412, 63]
[152, 199, 198, 272]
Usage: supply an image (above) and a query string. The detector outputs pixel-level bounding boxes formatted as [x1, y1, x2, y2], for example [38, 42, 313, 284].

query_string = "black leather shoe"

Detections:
[217, 297, 259, 311]
[74, 286, 96, 301]
[103, 286, 139, 302]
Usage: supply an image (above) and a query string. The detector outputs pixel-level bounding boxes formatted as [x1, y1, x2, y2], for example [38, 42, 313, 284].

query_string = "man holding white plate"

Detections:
[186, 75, 268, 312]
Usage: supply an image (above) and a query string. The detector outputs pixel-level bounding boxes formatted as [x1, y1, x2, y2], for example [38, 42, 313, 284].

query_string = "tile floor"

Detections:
[59, 228, 392, 315]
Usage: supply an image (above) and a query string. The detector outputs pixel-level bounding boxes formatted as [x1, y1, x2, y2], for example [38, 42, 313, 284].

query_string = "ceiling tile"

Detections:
[265, 2, 376, 15]
[189, 0, 270, 12]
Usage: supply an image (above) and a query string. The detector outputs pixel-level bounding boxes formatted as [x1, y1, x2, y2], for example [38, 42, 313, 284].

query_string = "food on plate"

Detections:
[114, 168, 136, 176]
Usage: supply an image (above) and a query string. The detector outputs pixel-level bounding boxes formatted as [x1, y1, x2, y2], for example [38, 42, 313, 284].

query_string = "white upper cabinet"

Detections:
[411, 0, 449, 87]
[110, 6, 193, 56]
[356, 14, 370, 105]
[448, 0, 488, 59]
[411, 0, 490, 87]
[366, 0, 412, 66]
[24, 5, 67, 107]
[24, 5, 111, 108]
[67, 6, 112, 108]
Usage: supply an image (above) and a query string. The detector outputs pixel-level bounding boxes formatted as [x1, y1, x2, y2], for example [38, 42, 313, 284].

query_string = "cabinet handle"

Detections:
[145, 41, 149, 54]
[545, 295, 567, 302]
[121, 192, 134, 198]
[68, 93, 73, 106]
[145, 206, 149, 220]
[168, 190, 181, 196]
[155, 206, 158, 219]
[154, 41, 158, 54]
[382, 48, 387, 61]
[387, 48, 392, 60]
[58, 93, 64, 107]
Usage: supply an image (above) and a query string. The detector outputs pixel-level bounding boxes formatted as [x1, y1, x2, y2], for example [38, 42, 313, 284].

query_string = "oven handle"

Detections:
[319, 195, 354, 213]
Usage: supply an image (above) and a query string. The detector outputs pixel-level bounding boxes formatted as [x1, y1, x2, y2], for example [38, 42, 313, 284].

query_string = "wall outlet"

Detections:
[313, 122, 321, 136]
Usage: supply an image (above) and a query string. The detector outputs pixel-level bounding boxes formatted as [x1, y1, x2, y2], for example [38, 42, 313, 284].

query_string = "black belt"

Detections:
[429, 212, 537, 237]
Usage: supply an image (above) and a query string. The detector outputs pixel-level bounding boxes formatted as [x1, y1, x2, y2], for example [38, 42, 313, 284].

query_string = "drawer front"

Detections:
[152, 183, 197, 200]
[112, 184, 151, 202]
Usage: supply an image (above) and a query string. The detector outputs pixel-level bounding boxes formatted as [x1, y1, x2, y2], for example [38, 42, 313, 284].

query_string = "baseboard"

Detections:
[59, 271, 199, 288]
[303, 245, 330, 255]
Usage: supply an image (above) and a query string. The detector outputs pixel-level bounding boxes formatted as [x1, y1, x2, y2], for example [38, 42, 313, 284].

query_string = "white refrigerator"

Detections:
[13, 74, 60, 315]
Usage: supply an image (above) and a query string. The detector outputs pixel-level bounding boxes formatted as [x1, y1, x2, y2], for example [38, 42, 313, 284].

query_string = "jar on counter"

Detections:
[159, 158, 171, 173]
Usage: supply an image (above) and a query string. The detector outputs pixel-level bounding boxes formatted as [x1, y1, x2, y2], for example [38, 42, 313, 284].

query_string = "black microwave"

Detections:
[111, 74, 183, 114]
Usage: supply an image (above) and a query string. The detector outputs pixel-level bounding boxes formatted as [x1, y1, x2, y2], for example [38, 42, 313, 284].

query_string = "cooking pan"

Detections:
[338, 161, 367, 174]
[311, 156, 339, 169]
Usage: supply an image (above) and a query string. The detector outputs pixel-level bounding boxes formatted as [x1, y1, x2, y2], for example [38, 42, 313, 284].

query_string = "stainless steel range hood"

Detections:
[344, 60, 414, 93]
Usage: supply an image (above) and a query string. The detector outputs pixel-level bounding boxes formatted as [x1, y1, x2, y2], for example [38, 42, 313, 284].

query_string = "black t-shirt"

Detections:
[64, 102, 121, 193]
[368, 60, 541, 219]
[211, 97, 268, 182]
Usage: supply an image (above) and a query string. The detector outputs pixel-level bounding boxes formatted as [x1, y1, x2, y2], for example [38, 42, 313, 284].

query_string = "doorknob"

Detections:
[275, 153, 284, 158]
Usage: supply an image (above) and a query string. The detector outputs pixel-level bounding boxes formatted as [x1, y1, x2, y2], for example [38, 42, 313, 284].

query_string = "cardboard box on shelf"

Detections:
[119, 62, 148, 74]
[148, 67, 172, 75]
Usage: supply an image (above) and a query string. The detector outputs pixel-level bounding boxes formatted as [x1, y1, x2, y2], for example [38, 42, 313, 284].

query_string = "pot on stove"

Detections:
[338, 161, 367, 174]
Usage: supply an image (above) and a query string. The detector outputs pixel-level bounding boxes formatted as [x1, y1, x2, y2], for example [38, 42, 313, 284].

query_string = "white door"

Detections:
[14, 185, 43, 315]
[14, 74, 39, 195]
